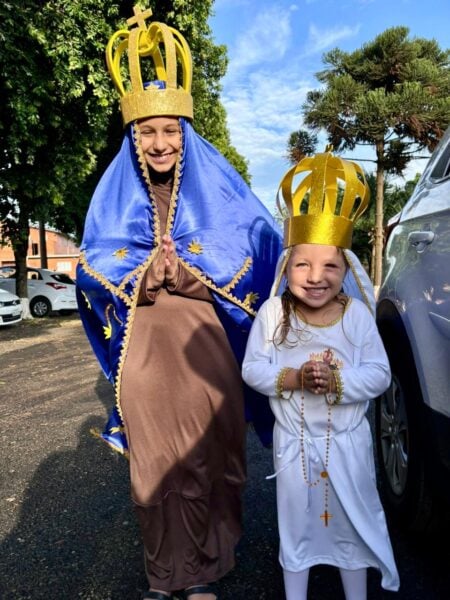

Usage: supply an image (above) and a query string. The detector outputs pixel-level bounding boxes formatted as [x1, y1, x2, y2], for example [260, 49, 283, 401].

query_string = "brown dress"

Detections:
[120, 177, 246, 592]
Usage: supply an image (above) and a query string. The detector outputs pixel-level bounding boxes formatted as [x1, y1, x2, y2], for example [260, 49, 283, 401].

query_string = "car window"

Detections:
[50, 273, 75, 285]
[0, 267, 16, 279]
[27, 270, 42, 280]
[400, 127, 450, 221]
[430, 142, 450, 181]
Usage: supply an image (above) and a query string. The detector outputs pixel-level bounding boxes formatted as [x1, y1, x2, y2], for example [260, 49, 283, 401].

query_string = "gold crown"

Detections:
[278, 149, 370, 249]
[106, 5, 193, 125]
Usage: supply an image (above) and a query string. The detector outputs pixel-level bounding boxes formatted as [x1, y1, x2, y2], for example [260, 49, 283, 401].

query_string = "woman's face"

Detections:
[286, 244, 347, 311]
[137, 116, 181, 173]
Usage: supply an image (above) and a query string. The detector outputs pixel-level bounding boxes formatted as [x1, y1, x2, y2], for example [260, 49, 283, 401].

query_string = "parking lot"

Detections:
[1, 315, 450, 599]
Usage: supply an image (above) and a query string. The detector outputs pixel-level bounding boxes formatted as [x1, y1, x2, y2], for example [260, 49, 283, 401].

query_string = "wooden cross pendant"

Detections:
[320, 510, 333, 526]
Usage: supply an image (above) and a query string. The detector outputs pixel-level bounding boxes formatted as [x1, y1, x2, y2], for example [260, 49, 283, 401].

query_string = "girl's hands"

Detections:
[298, 361, 335, 395]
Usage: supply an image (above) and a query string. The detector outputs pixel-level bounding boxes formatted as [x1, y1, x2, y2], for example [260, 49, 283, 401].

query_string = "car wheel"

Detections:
[30, 296, 51, 318]
[375, 347, 434, 532]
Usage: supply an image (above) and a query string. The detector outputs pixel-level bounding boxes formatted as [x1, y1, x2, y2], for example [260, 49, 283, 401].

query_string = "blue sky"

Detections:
[208, 0, 450, 213]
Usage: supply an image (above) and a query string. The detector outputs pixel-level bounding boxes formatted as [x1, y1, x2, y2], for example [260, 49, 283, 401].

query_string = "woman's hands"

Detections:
[162, 234, 179, 286]
[148, 234, 179, 288]
[298, 361, 336, 395]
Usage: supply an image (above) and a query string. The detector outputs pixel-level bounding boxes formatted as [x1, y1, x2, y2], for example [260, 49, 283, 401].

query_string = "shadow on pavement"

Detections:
[0, 375, 146, 600]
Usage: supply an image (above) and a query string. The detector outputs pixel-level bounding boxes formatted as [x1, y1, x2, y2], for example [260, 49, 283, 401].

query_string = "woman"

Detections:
[76, 8, 283, 600]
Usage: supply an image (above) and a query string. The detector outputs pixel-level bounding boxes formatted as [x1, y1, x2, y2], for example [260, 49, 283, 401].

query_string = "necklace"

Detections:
[299, 367, 333, 526]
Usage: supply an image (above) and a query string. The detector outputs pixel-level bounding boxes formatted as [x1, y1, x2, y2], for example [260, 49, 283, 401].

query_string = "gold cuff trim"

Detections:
[275, 367, 294, 400]
[331, 369, 343, 404]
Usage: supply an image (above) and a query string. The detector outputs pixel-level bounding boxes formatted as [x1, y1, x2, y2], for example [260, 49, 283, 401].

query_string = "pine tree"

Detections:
[301, 27, 450, 287]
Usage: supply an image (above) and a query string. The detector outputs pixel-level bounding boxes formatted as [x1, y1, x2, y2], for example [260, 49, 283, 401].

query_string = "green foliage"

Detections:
[286, 130, 318, 165]
[1, 0, 249, 252]
[304, 26, 450, 155]
[0, 0, 120, 253]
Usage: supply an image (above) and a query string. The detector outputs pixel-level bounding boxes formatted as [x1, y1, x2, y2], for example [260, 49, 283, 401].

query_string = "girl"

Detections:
[242, 154, 400, 600]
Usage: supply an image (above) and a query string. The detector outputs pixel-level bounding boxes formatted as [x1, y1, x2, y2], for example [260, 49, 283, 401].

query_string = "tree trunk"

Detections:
[373, 142, 386, 292]
[13, 210, 33, 319]
[370, 238, 376, 282]
[39, 220, 48, 268]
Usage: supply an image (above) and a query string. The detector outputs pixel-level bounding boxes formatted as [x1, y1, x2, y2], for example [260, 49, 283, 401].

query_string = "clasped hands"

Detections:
[299, 360, 336, 395]
[149, 234, 180, 287]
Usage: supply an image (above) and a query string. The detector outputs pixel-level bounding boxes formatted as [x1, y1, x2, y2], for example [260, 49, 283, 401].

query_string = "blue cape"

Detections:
[76, 119, 284, 453]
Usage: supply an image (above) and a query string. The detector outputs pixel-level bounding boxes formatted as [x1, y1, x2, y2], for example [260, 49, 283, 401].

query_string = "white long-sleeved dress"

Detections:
[242, 296, 399, 591]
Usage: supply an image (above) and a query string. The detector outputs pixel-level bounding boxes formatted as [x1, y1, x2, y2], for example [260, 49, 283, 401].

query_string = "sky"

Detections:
[208, 0, 450, 213]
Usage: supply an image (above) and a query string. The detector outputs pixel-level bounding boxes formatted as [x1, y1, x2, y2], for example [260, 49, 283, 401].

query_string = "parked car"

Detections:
[0, 288, 22, 326]
[376, 125, 450, 533]
[0, 267, 78, 318]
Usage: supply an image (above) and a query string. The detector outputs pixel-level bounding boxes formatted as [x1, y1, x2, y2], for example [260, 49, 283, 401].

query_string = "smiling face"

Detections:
[286, 244, 347, 315]
[137, 116, 182, 173]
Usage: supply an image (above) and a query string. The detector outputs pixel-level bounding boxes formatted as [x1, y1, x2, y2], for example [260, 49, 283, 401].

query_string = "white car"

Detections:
[0, 267, 78, 318]
[0, 287, 22, 326]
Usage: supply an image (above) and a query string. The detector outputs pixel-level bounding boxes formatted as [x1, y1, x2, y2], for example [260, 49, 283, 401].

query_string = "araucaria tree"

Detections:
[302, 26, 450, 287]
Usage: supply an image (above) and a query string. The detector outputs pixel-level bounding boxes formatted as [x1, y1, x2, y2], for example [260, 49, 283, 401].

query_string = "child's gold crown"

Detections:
[106, 5, 193, 126]
[278, 148, 370, 249]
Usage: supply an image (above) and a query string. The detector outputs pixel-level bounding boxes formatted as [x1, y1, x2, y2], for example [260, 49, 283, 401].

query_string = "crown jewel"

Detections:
[278, 150, 369, 249]
[106, 5, 193, 125]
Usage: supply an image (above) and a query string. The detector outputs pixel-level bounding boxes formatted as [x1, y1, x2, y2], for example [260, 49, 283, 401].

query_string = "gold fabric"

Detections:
[278, 151, 370, 249]
[106, 6, 193, 124]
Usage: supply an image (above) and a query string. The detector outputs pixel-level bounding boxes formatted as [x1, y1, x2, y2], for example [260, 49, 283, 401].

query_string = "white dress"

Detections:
[242, 296, 400, 591]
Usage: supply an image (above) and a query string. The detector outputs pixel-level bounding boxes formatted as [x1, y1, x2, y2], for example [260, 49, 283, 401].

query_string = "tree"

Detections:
[1, 0, 249, 307]
[286, 129, 318, 164]
[0, 0, 120, 310]
[301, 27, 450, 287]
[352, 172, 420, 276]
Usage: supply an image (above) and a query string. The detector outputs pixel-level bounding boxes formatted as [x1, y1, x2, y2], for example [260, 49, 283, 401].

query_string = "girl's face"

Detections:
[137, 116, 181, 173]
[286, 244, 347, 311]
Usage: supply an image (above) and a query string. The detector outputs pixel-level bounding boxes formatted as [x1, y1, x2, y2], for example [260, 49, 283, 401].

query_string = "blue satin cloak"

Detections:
[76, 119, 283, 452]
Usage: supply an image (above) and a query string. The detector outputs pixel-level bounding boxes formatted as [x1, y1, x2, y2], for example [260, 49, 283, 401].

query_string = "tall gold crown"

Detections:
[106, 5, 193, 125]
[278, 149, 370, 249]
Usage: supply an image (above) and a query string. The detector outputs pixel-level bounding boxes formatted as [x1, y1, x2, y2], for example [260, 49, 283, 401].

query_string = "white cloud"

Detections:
[222, 69, 311, 166]
[302, 23, 361, 56]
[227, 8, 293, 75]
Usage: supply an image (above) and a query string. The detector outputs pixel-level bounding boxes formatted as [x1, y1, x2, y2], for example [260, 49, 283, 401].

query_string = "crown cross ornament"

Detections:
[106, 4, 193, 125]
[277, 150, 370, 249]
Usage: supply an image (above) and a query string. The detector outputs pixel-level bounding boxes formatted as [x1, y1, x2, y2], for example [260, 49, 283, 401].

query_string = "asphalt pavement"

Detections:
[1, 315, 449, 599]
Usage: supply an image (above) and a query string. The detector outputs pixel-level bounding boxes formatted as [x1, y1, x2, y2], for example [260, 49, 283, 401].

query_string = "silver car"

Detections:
[376, 126, 450, 533]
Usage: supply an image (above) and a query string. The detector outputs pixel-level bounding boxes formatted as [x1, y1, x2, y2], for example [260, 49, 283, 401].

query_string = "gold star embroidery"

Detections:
[113, 247, 129, 260]
[187, 240, 203, 255]
[244, 292, 259, 307]
[103, 324, 112, 340]
[110, 426, 125, 434]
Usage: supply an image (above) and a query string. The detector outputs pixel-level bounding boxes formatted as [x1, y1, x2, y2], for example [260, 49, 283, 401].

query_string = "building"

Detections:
[0, 226, 80, 279]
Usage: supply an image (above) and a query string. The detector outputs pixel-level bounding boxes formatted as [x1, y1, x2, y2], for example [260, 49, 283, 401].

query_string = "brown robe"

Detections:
[120, 177, 246, 592]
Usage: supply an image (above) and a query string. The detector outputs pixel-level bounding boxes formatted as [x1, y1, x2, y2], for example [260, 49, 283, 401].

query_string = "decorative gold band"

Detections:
[275, 367, 293, 400]
[121, 88, 193, 125]
[283, 214, 353, 249]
